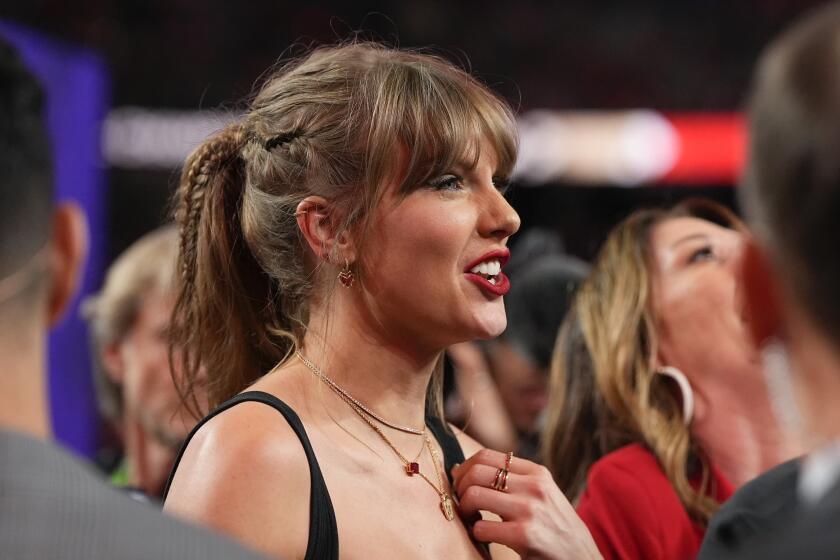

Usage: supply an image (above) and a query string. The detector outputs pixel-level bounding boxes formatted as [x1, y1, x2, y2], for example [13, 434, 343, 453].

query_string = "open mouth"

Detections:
[468, 259, 503, 285]
[464, 249, 511, 296]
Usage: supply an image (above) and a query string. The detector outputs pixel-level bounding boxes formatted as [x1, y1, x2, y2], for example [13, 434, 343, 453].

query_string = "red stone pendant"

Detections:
[405, 462, 420, 476]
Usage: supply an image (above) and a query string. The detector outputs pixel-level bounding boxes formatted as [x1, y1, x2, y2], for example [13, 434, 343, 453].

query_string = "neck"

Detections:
[0, 320, 51, 440]
[121, 414, 153, 495]
[299, 295, 441, 431]
[693, 366, 800, 488]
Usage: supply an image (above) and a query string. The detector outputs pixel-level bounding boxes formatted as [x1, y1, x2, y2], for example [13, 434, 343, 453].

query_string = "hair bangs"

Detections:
[363, 56, 518, 198]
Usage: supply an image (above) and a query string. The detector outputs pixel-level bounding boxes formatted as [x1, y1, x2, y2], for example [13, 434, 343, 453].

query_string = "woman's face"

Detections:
[359, 140, 520, 354]
[650, 216, 759, 393]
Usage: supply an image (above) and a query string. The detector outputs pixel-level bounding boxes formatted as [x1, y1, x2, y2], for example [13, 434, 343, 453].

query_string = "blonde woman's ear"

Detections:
[295, 197, 357, 265]
[295, 196, 335, 261]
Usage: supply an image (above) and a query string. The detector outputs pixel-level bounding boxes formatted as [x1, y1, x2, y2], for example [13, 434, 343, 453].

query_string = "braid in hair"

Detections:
[171, 123, 254, 416]
[176, 124, 245, 294]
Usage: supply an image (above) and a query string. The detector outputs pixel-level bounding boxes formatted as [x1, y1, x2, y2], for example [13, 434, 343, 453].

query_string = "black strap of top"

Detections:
[425, 415, 464, 486]
[164, 392, 472, 560]
[163, 391, 338, 560]
[426, 416, 491, 557]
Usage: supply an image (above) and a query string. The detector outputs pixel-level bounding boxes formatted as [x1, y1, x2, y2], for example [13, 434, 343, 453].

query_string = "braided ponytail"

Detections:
[172, 123, 287, 415]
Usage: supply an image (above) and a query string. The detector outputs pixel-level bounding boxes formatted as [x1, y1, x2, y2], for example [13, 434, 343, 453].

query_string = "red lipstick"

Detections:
[463, 249, 511, 273]
[464, 248, 511, 297]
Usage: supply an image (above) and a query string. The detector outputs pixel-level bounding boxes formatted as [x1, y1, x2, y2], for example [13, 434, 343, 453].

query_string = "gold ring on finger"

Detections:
[498, 468, 510, 492]
[504, 451, 514, 471]
[491, 467, 505, 490]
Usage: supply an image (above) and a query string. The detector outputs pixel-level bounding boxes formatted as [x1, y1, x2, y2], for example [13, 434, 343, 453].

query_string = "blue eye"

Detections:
[428, 174, 463, 191]
[689, 246, 716, 263]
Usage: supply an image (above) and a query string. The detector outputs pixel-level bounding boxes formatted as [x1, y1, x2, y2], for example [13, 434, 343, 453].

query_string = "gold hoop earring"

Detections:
[338, 258, 355, 288]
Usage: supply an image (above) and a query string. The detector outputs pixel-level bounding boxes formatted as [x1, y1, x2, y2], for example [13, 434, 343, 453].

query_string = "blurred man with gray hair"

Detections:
[85, 225, 204, 499]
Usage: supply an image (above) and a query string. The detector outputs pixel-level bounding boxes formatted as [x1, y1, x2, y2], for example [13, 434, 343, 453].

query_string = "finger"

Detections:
[471, 519, 527, 554]
[454, 463, 524, 499]
[454, 463, 497, 499]
[458, 484, 529, 520]
[452, 448, 540, 481]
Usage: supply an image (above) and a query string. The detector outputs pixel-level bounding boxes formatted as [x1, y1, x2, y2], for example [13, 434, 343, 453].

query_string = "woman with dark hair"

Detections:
[162, 43, 600, 560]
[541, 199, 800, 559]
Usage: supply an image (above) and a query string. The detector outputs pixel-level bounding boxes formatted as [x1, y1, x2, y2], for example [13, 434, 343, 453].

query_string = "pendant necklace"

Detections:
[298, 351, 455, 521]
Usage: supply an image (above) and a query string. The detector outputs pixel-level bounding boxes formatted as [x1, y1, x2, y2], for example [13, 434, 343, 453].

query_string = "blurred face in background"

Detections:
[649, 217, 761, 404]
[107, 289, 204, 497]
[486, 340, 548, 434]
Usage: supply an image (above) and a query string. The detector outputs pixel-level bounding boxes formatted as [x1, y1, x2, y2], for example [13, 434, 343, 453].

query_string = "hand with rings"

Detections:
[452, 449, 603, 560]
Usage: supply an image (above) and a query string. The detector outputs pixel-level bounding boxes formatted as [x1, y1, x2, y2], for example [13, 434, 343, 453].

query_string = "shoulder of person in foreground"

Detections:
[576, 443, 698, 560]
[736, 476, 840, 560]
[698, 458, 801, 560]
[0, 429, 264, 560]
[164, 399, 313, 559]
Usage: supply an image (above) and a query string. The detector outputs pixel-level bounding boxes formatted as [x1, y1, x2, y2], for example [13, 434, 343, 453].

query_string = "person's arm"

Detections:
[453, 428, 602, 560]
[447, 343, 518, 453]
[164, 402, 312, 559]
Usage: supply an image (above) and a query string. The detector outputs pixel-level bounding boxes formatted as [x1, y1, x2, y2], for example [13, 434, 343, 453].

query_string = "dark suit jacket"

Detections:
[698, 459, 801, 560]
[743, 477, 840, 560]
[0, 429, 264, 560]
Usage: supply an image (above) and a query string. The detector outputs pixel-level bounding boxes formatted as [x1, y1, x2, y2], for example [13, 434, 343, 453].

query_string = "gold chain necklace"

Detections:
[297, 351, 425, 435]
[336, 388, 455, 521]
[303, 354, 455, 521]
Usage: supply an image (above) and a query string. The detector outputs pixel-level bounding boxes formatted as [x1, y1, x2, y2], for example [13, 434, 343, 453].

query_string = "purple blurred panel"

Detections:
[0, 22, 109, 458]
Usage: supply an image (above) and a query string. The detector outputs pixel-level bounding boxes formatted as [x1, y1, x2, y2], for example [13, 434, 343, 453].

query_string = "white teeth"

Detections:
[469, 259, 501, 277]
[488, 277, 497, 285]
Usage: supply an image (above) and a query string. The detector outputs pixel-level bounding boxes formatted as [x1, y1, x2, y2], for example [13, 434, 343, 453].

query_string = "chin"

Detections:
[469, 312, 508, 340]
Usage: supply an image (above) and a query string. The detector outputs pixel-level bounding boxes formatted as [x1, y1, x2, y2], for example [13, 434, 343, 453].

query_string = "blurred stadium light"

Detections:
[103, 108, 746, 186]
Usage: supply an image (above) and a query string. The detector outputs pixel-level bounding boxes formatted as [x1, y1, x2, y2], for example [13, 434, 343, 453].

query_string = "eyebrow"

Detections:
[671, 233, 710, 249]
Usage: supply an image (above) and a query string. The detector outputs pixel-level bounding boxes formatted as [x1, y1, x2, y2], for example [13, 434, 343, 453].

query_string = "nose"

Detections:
[479, 186, 521, 240]
[725, 234, 746, 271]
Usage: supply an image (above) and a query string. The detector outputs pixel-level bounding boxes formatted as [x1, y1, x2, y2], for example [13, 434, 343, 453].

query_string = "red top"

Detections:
[576, 443, 734, 560]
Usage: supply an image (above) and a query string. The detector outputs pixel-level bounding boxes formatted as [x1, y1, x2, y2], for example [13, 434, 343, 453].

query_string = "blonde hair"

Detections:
[83, 225, 178, 421]
[172, 42, 518, 417]
[542, 199, 742, 526]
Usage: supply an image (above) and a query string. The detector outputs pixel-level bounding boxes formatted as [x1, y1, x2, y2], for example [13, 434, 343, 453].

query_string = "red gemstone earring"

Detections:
[338, 258, 354, 288]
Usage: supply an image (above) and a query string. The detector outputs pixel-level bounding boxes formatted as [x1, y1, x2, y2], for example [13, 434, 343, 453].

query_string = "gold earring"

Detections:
[338, 258, 354, 288]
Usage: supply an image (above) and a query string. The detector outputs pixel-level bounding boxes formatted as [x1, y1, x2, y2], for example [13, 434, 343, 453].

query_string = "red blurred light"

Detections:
[660, 113, 747, 185]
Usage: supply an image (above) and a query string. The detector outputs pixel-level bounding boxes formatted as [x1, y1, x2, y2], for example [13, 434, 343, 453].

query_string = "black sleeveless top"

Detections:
[163, 391, 467, 560]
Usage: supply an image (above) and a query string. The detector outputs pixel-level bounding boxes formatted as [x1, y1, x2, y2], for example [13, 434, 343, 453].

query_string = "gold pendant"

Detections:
[440, 494, 455, 521]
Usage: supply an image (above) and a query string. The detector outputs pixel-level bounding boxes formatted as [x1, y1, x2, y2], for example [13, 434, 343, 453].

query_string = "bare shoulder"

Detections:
[164, 399, 312, 558]
[449, 423, 485, 459]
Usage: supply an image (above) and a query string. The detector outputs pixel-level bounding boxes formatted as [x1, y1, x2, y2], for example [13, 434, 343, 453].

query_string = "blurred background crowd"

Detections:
[5, 0, 829, 263]
[2, 2, 839, 558]
[0, 0, 831, 493]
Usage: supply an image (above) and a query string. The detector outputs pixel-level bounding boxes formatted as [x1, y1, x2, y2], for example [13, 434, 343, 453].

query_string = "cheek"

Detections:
[366, 201, 470, 288]
[657, 273, 750, 368]
[659, 272, 734, 330]
[122, 341, 172, 405]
